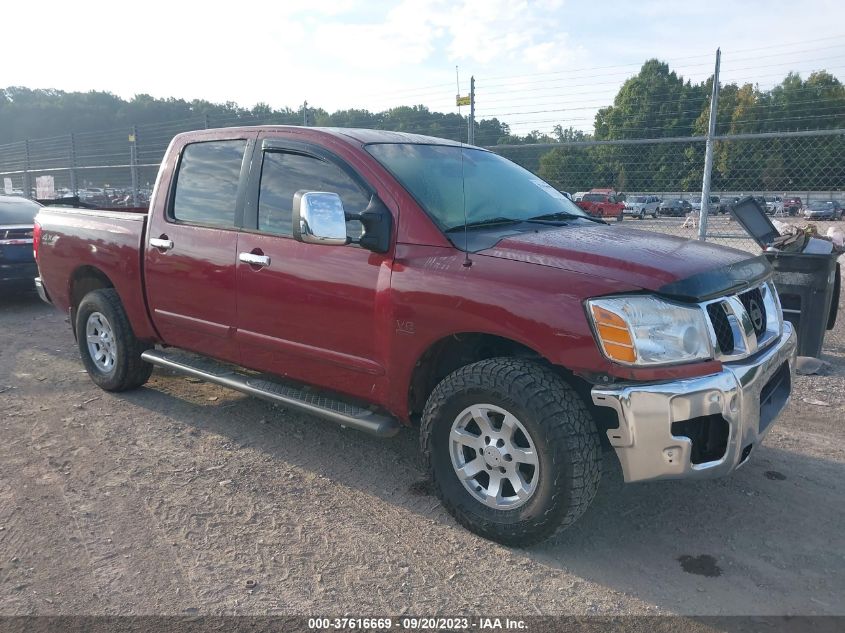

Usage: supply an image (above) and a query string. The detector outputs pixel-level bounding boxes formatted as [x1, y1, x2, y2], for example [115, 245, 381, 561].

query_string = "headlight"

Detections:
[586, 295, 713, 366]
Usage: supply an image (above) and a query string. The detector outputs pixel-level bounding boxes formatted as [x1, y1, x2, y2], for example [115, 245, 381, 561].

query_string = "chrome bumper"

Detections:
[591, 322, 796, 483]
[34, 277, 51, 304]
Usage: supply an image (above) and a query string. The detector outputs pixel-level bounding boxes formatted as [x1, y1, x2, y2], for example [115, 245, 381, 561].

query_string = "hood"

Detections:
[480, 224, 770, 301]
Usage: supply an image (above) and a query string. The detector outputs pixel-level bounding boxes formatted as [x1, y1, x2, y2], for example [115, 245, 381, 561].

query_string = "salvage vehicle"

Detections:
[576, 190, 624, 221]
[783, 196, 803, 216]
[691, 195, 724, 215]
[623, 195, 660, 219]
[0, 195, 41, 293]
[33, 127, 796, 546]
[803, 200, 843, 220]
[658, 198, 693, 217]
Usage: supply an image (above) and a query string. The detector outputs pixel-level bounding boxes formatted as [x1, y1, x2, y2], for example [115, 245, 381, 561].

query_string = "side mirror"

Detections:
[351, 195, 393, 254]
[292, 191, 349, 246]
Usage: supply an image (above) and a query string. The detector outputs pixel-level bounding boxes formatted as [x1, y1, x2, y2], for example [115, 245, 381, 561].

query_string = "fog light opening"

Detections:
[671, 414, 730, 465]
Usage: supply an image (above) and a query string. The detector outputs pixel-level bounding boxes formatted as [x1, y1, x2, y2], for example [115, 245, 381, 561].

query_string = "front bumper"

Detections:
[591, 322, 796, 483]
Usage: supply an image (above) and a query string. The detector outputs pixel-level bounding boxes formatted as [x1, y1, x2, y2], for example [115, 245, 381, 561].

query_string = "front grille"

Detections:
[739, 287, 767, 338]
[706, 302, 734, 354]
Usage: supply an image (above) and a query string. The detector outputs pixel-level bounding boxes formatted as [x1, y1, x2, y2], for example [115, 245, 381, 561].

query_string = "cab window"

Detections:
[171, 140, 246, 227]
[256, 151, 369, 237]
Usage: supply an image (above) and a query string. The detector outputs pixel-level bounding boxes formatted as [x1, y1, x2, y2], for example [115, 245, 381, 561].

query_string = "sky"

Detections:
[2, 0, 843, 135]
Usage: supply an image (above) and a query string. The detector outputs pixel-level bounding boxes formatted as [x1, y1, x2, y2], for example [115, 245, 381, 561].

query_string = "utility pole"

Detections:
[698, 48, 721, 241]
[303, 100, 309, 126]
[129, 127, 139, 207]
[23, 139, 31, 200]
[468, 76, 476, 145]
[69, 133, 78, 197]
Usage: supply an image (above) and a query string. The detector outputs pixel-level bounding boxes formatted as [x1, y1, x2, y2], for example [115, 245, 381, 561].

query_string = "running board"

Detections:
[140, 349, 400, 438]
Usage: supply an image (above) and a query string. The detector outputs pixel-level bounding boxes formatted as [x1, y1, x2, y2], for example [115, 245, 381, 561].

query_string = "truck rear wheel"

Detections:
[420, 358, 601, 546]
[75, 289, 153, 392]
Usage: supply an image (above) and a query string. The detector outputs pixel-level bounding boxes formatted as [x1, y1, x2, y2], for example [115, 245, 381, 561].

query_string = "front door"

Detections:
[144, 133, 255, 363]
[235, 140, 392, 401]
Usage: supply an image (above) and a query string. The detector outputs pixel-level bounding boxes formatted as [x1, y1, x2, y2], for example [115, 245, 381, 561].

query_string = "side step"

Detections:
[140, 348, 400, 438]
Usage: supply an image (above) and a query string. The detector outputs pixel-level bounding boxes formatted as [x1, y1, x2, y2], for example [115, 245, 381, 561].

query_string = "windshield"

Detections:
[366, 144, 588, 230]
[691, 196, 702, 203]
[808, 201, 834, 210]
[631, 196, 647, 203]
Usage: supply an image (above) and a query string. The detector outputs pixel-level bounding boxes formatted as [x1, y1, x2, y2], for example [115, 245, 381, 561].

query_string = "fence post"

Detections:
[129, 127, 139, 207]
[698, 48, 721, 240]
[23, 139, 32, 200]
[204, 113, 210, 129]
[468, 76, 476, 145]
[69, 133, 78, 197]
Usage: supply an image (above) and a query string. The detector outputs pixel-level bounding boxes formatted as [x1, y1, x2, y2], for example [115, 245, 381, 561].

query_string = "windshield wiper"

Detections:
[528, 212, 608, 225]
[444, 217, 524, 232]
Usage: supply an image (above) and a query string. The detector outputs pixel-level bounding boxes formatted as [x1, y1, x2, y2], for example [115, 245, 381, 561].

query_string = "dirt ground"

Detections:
[1, 255, 843, 617]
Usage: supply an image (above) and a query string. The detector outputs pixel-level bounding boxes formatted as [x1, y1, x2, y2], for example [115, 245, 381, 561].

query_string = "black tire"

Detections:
[616, 213, 623, 222]
[420, 358, 602, 546]
[75, 288, 153, 392]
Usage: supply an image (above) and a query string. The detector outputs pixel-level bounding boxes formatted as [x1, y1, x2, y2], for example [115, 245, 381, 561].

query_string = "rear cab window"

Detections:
[171, 140, 248, 228]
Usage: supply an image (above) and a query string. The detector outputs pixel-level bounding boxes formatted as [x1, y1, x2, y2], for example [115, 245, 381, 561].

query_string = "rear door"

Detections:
[234, 137, 392, 399]
[144, 132, 256, 363]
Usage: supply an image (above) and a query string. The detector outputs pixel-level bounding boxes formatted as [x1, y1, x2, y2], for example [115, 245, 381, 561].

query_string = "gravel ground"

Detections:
[0, 247, 843, 617]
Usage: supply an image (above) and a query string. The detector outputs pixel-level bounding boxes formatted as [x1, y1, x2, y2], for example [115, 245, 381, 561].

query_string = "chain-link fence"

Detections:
[493, 129, 845, 251]
[0, 115, 842, 251]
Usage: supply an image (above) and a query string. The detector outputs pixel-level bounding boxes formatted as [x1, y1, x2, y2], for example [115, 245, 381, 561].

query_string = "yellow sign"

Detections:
[456, 95, 471, 106]
[128, 134, 136, 142]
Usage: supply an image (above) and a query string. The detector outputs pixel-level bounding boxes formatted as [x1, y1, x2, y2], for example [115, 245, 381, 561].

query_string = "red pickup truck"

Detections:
[575, 189, 625, 221]
[33, 127, 796, 546]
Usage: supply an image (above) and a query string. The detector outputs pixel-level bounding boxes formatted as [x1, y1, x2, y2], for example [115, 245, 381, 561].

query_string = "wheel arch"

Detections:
[405, 331, 590, 424]
[68, 266, 116, 337]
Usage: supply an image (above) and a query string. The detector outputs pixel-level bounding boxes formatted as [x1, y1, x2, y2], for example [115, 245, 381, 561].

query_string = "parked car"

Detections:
[33, 127, 797, 546]
[658, 198, 693, 217]
[783, 196, 803, 216]
[576, 191, 625, 221]
[571, 191, 588, 202]
[803, 200, 843, 220]
[690, 195, 724, 215]
[764, 196, 784, 215]
[0, 196, 41, 293]
[623, 195, 660, 219]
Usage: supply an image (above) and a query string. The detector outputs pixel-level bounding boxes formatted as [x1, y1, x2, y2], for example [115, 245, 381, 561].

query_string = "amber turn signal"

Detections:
[590, 304, 636, 363]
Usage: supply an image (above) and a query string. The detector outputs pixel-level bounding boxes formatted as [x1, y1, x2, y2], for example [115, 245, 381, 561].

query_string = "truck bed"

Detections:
[35, 206, 158, 341]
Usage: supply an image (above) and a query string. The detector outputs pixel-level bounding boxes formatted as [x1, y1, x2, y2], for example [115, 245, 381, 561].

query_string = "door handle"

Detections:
[239, 252, 271, 267]
[150, 237, 174, 251]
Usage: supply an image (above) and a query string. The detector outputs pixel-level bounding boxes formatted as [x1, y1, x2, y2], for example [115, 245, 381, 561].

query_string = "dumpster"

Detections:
[731, 196, 841, 358]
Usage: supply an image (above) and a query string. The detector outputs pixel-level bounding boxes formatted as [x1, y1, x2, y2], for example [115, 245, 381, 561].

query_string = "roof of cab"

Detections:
[177, 126, 466, 148]
[322, 127, 464, 146]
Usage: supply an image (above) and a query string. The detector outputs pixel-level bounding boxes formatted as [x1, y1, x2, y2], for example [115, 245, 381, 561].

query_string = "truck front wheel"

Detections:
[420, 358, 602, 546]
[75, 289, 153, 392]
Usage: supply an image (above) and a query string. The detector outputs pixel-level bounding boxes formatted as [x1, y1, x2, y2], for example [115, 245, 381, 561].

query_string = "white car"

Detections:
[572, 191, 588, 202]
[623, 195, 660, 219]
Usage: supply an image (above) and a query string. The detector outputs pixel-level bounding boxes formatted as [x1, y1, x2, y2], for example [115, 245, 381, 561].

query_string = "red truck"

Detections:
[575, 188, 625, 221]
[33, 127, 796, 546]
